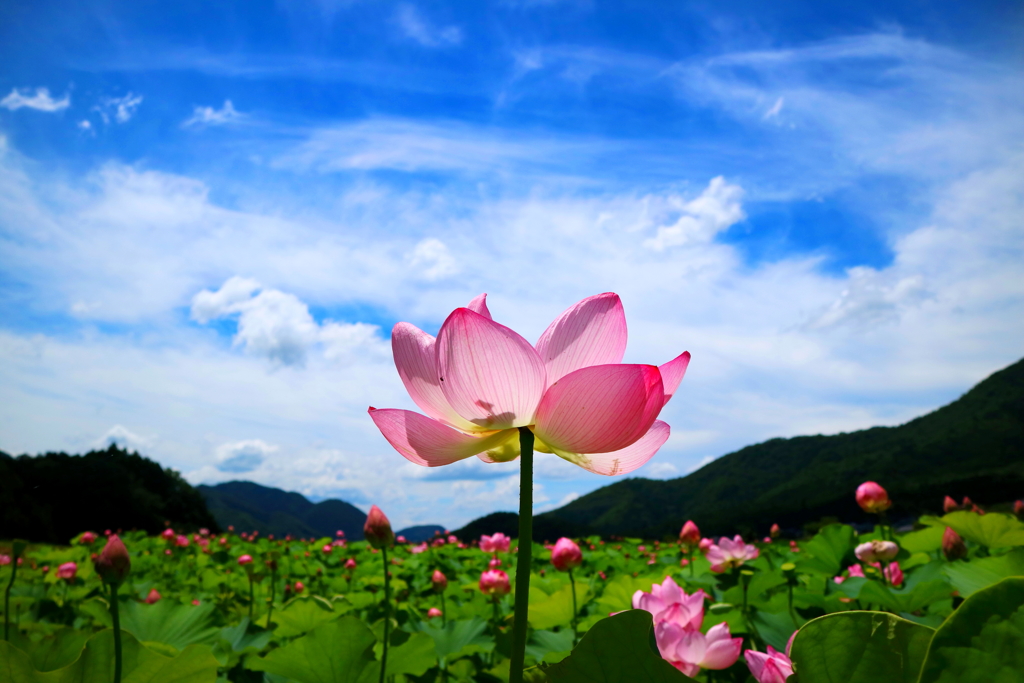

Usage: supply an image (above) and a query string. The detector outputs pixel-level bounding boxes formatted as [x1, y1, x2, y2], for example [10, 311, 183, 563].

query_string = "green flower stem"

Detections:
[379, 545, 391, 683]
[110, 582, 123, 683]
[3, 551, 18, 641]
[689, 548, 695, 578]
[492, 598, 501, 666]
[568, 568, 579, 647]
[441, 591, 447, 626]
[267, 567, 276, 627]
[247, 574, 255, 623]
[509, 427, 535, 683]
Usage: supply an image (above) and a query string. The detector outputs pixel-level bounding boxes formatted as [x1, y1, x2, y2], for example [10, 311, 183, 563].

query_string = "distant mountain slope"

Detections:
[396, 525, 446, 542]
[0, 445, 218, 544]
[197, 481, 368, 540]
[460, 357, 1024, 541]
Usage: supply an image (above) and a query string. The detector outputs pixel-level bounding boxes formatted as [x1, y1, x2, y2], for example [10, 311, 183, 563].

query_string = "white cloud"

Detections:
[396, 5, 462, 48]
[409, 238, 458, 280]
[183, 100, 244, 128]
[763, 96, 784, 120]
[0, 88, 70, 112]
[191, 277, 387, 367]
[686, 455, 717, 473]
[642, 176, 745, 251]
[215, 439, 277, 473]
[95, 425, 153, 451]
[646, 462, 679, 479]
[78, 120, 92, 131]
[95, 93, 143, 124]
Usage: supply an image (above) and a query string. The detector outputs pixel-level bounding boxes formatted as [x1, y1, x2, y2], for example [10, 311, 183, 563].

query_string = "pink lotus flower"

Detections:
[337, 530, 345, 538]
[80, 532, 97, 544]
[770, 523, 781, 538]
[161, 528, 175, 541]
[706, 536, 759, 573]
[396, 535, 407, 544]
[57, 562, 77, 580]
[410, 542, 428, 554]
[368, 293, 689, 476]
[364, 505, 395, 549]
[632, 577, 706, 631]
[657, 622, 743, 677]
[175, 535, 190, 547]
[745, 645, 794, 683]
[847, 564, 865, 578]
[192, 599, 200, 605]
[427, 607, 443, 618]
[489, 557, 502, 569]
[679, 521, 701, 546]
[884, 561, 904, 587]
[238, 554, 253, 566]
[854, 540, 898, 563]
[0, 555, 10, 566]
[344, 558, 357, 569]
[1014, 500, 1024, 518]
[294, 581, 305, 593]
[432, 570, 448, 593]
[698, 538, 713, 553]
[551, 538, 583, 571]
[480, 533, 511, 553]
[322, 544, 332, 554]
[479, 569, 511, 597]
[145, 588, 161, 604]
[856, 481, 891, 513]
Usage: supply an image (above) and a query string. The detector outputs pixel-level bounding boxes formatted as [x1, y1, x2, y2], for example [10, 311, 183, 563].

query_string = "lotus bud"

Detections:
[238, 554, 253, 567]
[322, 544, 332, 554]
[294, 580, 304, 593]
[489, 557, 502, 569]
[1014, 500, 1024, 519]
[363, 505, 395, 549]
[94, 535, 131, 585]
[942, 527, 967, 560]
[770, 523, 781, 539]
[551, 537, 583, 572]
[145, 588, 161, 604]
[161, 528, 175, 541]
[855, 481, 892, 513]
[943, 496, 959, 513]
[679, 521, 701, 546]
[854, 540, 898, 563]
[884, 561, 904, 587]
[344, 558, 357, 570]
[336, 530, 345, 538]
[427, 607, 443, 618]
[176, 535, 190, 547]
[698, 537, 713, 553]
[80, 531, 97, 544]
[57, 561, 77, 580]
[431, 570, 448, 593]
[479, 569, 510, 597]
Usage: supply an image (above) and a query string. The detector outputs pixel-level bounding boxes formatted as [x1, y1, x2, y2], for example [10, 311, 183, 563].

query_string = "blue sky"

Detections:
[1, 0, 1022, 529]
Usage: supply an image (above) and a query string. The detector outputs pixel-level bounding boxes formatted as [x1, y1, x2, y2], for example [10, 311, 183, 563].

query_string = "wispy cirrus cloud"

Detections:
[1, 87, 70, 112]
[183, 100, 244, 127]
[395, 5, 462, 48]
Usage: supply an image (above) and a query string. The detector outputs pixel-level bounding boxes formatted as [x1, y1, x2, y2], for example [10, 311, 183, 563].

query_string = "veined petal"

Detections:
[392, 323, 480, 431]
[659, 351, 691, 407]
[535, 293, 627, 387]
[534, 364, 664, 454]
[368, 408, 513, 466]
[547, 420, 670, 476]
[466, 293, 492, 320]
[436, 308, 546, 430]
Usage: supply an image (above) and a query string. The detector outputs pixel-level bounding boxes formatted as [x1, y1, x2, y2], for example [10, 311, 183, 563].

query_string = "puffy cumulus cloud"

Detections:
[395, 4, 462, 48]
[1, 87, 70, 112]
[191, 277, 388, 367]
[183, 100, 244, 128]
[408, 237, 458, 280]
[643, 177, 745, 251]
[95, 425, 153, 451]
[215, 439, 277, 473]
[645, 462, 679, 479]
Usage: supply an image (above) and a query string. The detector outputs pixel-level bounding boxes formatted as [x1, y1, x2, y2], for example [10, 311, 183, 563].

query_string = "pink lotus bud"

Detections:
[970, 504, 985, 515]
[598, 571, 607, 580]
[431, 569, 449, 593]
[680, 558, 690, 567]
[219, 537, 227, 545]
[322, 544, 332, 554]
[336, 530, 345, 538]
[94, 535, 131, 585]
[200, 528, 209, 536]
[943, 496, 959, 513]
[884, 561, 904, 587]
[105, 529, 112, 536]
[1015, 500, 1024, 518]
[228, 525, 235, 532]
[489, 557, 502, 569]
[942, 527, 967, 560]
[164, 549, 171, 555]
[238, 554, 253, 566]
[789, 540, 800, 552]
[679, 521, 701, 545]
[447, 535, 457, 544]
[551, 537, 583, 572]
[763, 537, 772, 544]
[480, 533, 511, 554]
[396, 535, 407, 544]
[344, 558, 357, 569]
[41, 565, 50, 574]
[145, 588, 161, 604]
[854, 540, 899, 563]
[427, 607, 443, 618]
[363, 505, 395, 549]
[175, 535, 190, 547]
[961, 496, 973, 508]
[698, 538, 713, 553]
[80, 531, 97, 544]
[161, 528, 175, 541]
[57, 561, 77, 580]
[192, 599, 200, 606]
[294, 581, 305, 593]
[770, 523, 781, 538]
[855, 481, 892, 513]
[479, 569, 510, 597]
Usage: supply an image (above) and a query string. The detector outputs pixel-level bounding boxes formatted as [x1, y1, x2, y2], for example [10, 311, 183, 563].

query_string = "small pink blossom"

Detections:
[410, 542, 428, 554]
[144, 588, 161, 604]
[238, 554, 253, 566]
[489, 557, 502, 569]
[706, 536, 759, 573]
[884, 561, 904, 587]
[175, 535, 190, 548]
[294, 581, 305, 593]
[856, 481, 891, 513]
[479, 569, 511, 597]
[427, 607, 443, 618]
[322, 544, 333, 554]
[432, 570, 448, 593]
[679, 521, 700, 546]
[192, 599, 200, 606]
[847, 564, 865, 578]
[57, 562, 77, 580]
[161, 528, 175, 541]
[698, 538, 713, 553]
[80, 531, 97, 544]
[480, 533, 511, 554]
[551, 538, 583, 572]
[345, 558, 357, 569]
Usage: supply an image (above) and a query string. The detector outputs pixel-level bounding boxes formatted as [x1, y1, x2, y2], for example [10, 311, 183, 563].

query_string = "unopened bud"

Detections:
[942, 527, 967, 561]
[94, 535, 131, 585]
[363, 505, 395, 549]
[431, 569, 448, 593]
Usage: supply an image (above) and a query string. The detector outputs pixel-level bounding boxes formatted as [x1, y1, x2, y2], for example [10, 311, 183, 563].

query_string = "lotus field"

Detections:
[3, 489, 1024, 683]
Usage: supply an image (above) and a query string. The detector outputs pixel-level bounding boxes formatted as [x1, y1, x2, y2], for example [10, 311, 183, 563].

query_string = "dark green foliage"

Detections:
[531, 357, 1024, 538]
[0, 445, 218, 544]
[197, 481, 367, 539]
